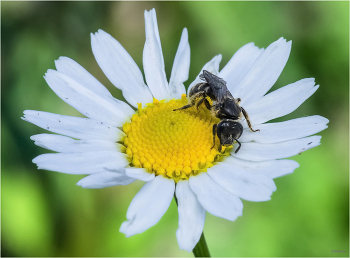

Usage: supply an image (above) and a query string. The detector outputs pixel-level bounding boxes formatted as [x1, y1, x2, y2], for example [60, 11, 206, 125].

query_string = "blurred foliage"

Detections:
[1, 1, 348, 257]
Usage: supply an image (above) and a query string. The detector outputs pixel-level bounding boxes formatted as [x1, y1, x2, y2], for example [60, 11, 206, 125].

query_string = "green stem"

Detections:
[192, 232, 211, 257]
[174, 195, 211, 257]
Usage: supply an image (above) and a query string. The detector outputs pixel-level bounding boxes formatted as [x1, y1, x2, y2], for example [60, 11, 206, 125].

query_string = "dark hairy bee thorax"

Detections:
[174, 70, 259, 153]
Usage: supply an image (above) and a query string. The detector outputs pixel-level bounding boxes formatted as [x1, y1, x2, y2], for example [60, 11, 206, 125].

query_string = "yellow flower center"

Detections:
[121, 94, 231, 181]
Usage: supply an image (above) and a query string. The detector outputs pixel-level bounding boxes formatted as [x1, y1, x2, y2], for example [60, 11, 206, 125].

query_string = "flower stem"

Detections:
[174, 195, 211, 257]
[192, 232, 211, 257]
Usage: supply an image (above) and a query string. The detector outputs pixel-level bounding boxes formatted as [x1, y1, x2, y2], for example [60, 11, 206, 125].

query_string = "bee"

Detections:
[174, 70, 259, 153]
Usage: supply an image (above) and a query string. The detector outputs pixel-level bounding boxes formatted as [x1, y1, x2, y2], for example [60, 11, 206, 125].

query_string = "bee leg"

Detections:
[174, 92, 203, 111]
[241, 107, 260, 132]
[173, 103, 194, 111]
[195, 97, 206, 110]
[236, 98, 241, 105]
[218, 144, 222, 153]
[211, 124, 217, 149]
[234, 139, 242, 153]
[204, 98, 212, 110]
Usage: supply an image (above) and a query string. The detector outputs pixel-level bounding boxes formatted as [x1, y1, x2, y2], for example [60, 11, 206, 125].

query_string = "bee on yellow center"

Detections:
[121, 94, 232, 182]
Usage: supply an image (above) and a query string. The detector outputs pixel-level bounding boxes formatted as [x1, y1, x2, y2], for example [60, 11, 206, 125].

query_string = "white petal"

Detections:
[187, 54, 222, 95]
[33, 151, 128, 174]
[219, 42, 263, 95]
[143, 9, 169, 101]
[233, 135, 321, 161]
[240, 115, 329, 143]
[30, 134, 123, 153]
[125, 168, 155, 182]
[235, 37, 292, 106]
[44, 70, 132, 126]
[207, 163, 276, 202]
[243, 78, 319, 126]
[168, 28, 190, 99]
[176, 180, 205, 252]
[225, 157, 299, 179]
[22, 110, 124, 141]
[120, 176, 175, 237]
[189, 173, 243, 221]
[243, 78, 318, 127]
[91, 30, 153, 107]
[77, 172, 135, 188]
[55, 56, 117, 100]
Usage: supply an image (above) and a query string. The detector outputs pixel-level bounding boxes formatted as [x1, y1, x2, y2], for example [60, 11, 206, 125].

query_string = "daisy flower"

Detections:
[22, 8, 328, 254]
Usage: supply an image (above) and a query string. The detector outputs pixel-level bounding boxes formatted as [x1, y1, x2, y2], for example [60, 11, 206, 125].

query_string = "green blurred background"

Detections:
[1, 1, 349, 257]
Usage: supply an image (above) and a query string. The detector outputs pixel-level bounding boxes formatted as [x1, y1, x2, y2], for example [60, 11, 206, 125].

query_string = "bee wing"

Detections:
[208, 78, 230, 103]
[201, 70, 231, 102]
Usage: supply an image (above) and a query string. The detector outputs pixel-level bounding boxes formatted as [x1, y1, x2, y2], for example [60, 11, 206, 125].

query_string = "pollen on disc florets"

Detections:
[121, 94, 231, 182]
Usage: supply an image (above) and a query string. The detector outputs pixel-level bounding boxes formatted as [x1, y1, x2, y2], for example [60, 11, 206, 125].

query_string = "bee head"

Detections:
[216, 120, 243, 146]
